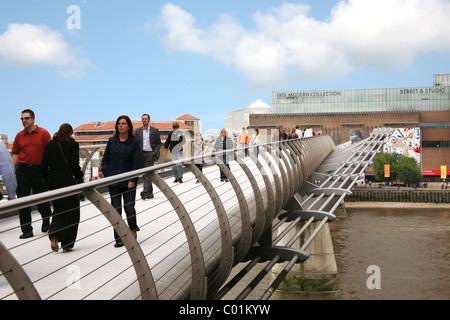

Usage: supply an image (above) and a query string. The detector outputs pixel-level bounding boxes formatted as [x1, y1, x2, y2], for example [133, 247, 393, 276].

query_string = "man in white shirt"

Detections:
[134, 114, 161, 199]
[0, 140, 17, 200]
[295, 125, 303, 138]
[304, 127, 313, 138]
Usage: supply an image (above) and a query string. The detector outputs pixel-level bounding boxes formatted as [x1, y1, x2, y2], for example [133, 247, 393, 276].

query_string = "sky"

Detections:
[1, 0, 450, 141]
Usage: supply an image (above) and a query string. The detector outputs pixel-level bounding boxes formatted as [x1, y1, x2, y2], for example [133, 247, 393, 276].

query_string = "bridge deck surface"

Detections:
[2, 133, 380, 300]
[0, 160, 272, 300]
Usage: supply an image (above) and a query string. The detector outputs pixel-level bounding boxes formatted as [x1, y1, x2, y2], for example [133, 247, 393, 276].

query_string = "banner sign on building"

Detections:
[442, 166, 447, 179]
[384, 164, 390, 178]
[422, 169, 450, 176]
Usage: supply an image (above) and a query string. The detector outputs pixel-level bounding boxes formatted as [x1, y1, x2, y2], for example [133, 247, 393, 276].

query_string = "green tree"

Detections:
[373, 152, 399, 182]
[397, 155, 422, 187]
[373, 152, 422, 186]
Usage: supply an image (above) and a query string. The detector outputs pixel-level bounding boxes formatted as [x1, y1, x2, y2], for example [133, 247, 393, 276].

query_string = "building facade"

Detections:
[176, 114, 201, 133]
[250, 75, 450, 181]
[73, 120, 194, 146]
[225, 104, 271, 131]
[73, 116, 197, 180]
[272, 86, 449, 114]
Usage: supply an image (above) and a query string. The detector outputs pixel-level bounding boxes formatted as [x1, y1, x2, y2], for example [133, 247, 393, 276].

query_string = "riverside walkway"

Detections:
[0, 129, 393, 300]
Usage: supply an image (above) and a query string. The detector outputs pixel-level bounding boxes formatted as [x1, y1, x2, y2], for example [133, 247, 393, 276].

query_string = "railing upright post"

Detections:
[83, 188, 158, 300]
[184, 163, 234, 299]
[0, 241, 41, 300]
[144, 171, 207, 300]
[213, 154, 252, 265]
[235, 150, 265, 244]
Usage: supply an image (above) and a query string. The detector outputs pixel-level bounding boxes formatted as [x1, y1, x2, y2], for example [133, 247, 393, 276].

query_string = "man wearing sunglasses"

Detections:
[12, 109, 52, 239]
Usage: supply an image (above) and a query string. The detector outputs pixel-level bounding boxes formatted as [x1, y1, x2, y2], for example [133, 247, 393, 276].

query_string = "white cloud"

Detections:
[158, 3, 245, 65]
[0, 23, 89, 76]
[247, 99, 271, 109]
[157, 1, 450, 89]
[328, 0, 450, 68]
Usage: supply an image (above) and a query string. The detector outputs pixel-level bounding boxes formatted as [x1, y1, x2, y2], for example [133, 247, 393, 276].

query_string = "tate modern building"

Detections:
[250, 74, 450, 182]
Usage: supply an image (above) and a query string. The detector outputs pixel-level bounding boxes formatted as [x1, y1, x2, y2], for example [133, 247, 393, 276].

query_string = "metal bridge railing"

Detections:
[0, 135, 339, 300]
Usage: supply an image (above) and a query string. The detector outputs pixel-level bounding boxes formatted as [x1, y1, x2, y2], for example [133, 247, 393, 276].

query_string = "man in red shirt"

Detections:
[12, 109, 52, 239]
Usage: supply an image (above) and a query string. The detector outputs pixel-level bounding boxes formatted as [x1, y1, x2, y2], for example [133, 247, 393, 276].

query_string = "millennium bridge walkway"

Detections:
[0, 128, 393, 300]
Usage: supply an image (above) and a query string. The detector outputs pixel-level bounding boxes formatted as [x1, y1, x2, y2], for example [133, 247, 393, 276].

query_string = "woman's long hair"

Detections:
[53, 123, 73, 142]
[114, 115, 136, 138]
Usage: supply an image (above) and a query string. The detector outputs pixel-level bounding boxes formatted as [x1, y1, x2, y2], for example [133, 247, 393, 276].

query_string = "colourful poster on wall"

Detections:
[383, 128, 421, 165]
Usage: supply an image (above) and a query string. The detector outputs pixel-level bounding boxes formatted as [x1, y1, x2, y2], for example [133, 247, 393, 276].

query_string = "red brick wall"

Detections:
[249, 110, 450, 175]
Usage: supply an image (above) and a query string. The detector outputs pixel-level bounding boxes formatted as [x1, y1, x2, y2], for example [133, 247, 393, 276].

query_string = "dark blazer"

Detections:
[134, 125, 162, 160]
[102, 136, 141, 188]
[41, 138, 83, 190]
[164, 130, 185, 152]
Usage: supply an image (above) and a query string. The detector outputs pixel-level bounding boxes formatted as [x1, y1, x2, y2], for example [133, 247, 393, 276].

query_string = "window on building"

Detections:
[422, 140, 450, 148]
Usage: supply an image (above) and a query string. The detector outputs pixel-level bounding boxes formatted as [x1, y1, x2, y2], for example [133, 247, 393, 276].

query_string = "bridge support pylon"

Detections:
[270, 223, 342, 300]
[269, 194, 343, 300]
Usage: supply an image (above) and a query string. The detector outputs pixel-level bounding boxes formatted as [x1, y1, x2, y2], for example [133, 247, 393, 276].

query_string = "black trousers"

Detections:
[141, 151, 155, 196]
[109, 186, 139, 244]
[48, 194, 80, 249]
[16, 164, 52, 233]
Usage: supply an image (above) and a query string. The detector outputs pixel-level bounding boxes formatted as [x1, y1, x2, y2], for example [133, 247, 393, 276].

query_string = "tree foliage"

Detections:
[373, 152, 422, 185]
[373, 152, 399, 181]
[397, 156, 423, 186]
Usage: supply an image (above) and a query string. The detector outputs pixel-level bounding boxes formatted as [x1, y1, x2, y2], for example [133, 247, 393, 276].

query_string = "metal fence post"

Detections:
[184, 163, 234, 298]
[144, 171, 207, 300]
[83, 188, 158, 300]
[0, 241, 41, 300]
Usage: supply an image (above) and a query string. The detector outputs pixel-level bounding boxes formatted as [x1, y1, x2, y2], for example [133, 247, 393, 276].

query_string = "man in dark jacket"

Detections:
[134, 114, 161, 199]
[164, 122, 185, 183]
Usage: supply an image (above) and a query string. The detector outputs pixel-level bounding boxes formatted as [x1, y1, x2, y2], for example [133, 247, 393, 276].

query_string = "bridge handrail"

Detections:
[0, 137, 308, 215]
[0, 135, 336, 300]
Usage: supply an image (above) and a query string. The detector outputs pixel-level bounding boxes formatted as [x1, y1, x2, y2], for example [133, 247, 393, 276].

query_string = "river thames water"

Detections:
[329, 206, 450, 300]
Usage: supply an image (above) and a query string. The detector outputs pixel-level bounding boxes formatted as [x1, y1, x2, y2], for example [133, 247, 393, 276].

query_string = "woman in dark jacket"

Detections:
[42, 123, 83, 252]
[213, 128, 235, 182]
[102, 115, 141, 247]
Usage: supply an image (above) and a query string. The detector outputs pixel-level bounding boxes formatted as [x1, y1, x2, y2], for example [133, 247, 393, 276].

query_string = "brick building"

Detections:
[72, 115, 197, 180]
[249, 74, 450, 182]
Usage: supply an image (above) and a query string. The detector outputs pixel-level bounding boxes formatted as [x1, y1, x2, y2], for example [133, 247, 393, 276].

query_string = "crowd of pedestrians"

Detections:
[273, 125, 322, 141]
[1, 111, 321, 252]
[2, 110, 157, 251]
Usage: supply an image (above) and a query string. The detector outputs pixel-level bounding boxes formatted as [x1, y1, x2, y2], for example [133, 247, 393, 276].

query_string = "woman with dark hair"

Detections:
[213, 128, 234, 182]
[42, 123, 83, 252]
[102, 115, 141, 247]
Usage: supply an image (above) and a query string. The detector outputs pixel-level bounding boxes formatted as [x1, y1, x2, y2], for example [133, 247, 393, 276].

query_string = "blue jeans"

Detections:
[220, 155, 230, 180]
[171, 150, 183, 180]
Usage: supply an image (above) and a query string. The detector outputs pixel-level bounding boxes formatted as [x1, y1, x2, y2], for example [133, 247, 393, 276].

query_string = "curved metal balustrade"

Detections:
[0, 131, 390, 300]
